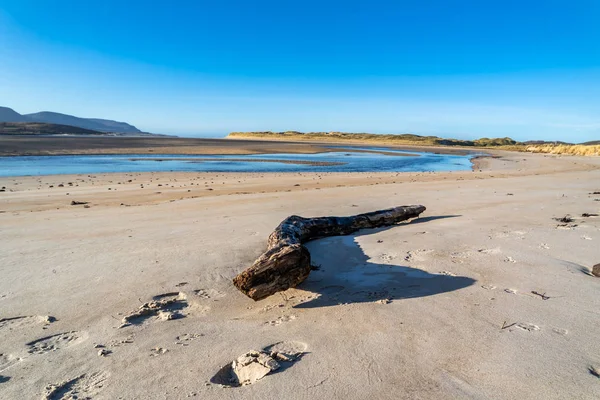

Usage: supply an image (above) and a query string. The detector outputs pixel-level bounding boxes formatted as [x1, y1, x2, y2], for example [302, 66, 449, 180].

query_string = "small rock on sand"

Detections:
[231, 351, 280, 386]
[150, 347, 168, 356]
[592, 264, 600, 277]
[97, 349, 111, 357]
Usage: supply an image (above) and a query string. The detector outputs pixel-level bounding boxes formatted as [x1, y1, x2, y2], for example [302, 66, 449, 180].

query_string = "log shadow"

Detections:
[405, 215, 462, 224]
[294, 215, 475, 309]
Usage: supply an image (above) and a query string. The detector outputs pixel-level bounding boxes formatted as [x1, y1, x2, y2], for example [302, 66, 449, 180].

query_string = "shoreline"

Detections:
[0, 151, 596, 213]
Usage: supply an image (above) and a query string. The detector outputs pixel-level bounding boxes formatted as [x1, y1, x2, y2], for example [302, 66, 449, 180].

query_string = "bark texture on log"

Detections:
[233, 205, 426, 300]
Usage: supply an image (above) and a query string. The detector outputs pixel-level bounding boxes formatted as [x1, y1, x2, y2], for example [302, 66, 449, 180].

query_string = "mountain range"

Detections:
[0, 106, 142, 134]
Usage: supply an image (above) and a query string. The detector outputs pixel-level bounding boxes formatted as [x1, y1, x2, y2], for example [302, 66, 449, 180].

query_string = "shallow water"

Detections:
[0, 148, 475, 177]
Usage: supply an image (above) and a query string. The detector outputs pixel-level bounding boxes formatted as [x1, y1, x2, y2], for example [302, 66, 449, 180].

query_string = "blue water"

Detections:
[0, 148, 475, 177]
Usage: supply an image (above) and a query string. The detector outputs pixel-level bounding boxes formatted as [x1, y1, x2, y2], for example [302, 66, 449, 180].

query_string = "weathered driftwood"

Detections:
[233, 205, 426, 300]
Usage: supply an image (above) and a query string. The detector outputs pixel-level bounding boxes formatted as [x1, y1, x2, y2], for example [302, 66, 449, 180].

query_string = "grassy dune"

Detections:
[525, 144, 600, 156]
[228, 131, 517, 147]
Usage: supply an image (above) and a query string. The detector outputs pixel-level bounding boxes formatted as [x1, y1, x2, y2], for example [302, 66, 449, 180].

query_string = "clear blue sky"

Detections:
[0, 0, 598, 141]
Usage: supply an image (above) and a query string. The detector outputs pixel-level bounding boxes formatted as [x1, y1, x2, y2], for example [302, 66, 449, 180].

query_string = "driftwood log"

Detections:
[233, 205, 426, 300]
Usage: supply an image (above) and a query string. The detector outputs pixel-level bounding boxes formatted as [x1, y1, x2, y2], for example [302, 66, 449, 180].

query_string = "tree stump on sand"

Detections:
[233, 205, 426, 300]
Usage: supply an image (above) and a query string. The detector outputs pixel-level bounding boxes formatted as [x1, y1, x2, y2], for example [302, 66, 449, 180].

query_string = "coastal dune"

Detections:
[1, 150, 599, 399]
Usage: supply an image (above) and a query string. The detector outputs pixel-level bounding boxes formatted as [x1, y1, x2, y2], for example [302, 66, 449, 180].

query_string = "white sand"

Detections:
[1, 150, 599, 399]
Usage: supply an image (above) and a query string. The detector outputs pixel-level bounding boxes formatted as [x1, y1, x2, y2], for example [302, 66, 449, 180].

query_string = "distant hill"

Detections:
[0, 106, 29, 122]
[0, 122, 105, 135]
[0, 106, 144, 134]
[25, 111, 141, 133]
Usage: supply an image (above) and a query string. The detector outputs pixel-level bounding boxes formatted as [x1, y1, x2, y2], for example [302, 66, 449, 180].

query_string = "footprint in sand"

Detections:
[42, 371, 108, 400]
[261, 303, 285, 312]
[149, 347, 168, 357]
[175, 333, 204, 346]
[556, 224, 577, 230]
[494, 230, 527, 239]
[504, 289, 517, 294]
[193, 289, 212, 299]
[478, 248, 501, 255]
[539, 243, 550, 249]
[192, 288, 225, 300]
[504, 256, 517, 263]
[0, 353, 22, 372]
[26, 331, 86, 355]
[450, 251, 471, 260]
[481, 285, 497, 290]
[493, 231, 510, 239]
[108, 334, 135, 348]
[263, 341, 307, 358]
[379, 253, 397, 263]
[552, 328, 568, 336]
[265, 315, 297, 326]
[120, 292, 189, 327]
[404, 249, 433, 262]
[211, 341, 307, 387]
[516, 323, 540, 332]
[0, 315, 56, 330]
[440, 271, 456, 276]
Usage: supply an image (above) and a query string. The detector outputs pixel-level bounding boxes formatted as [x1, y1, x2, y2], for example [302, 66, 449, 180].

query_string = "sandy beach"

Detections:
[1, 149, 600, 399]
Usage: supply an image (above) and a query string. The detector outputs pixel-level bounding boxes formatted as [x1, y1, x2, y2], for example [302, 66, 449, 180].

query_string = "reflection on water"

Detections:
[0, 148, 476, 177]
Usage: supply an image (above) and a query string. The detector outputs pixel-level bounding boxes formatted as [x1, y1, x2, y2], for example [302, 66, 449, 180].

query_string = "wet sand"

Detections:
[0, 135, 473, 156]
[0, 136, 333, 156]
[1, 150, 599, 399]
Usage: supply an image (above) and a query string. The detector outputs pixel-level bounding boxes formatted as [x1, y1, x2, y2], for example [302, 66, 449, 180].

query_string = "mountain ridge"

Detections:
[0, 106, 143, 134]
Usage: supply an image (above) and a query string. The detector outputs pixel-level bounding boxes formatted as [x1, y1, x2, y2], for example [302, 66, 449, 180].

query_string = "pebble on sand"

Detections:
[231, 351, 280, 386]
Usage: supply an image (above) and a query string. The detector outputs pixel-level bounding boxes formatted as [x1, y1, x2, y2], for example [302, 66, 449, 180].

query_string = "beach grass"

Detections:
[524, 144, 600, 156]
